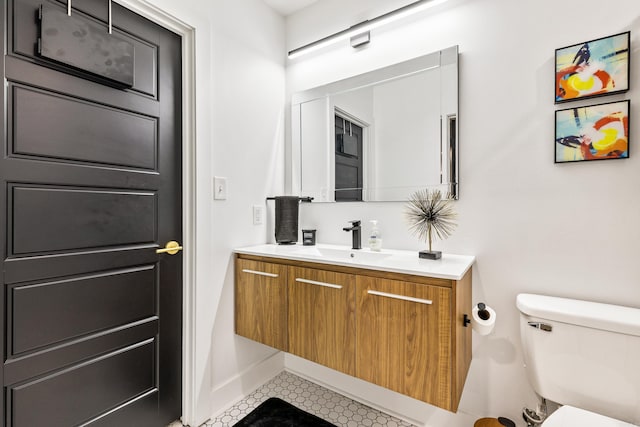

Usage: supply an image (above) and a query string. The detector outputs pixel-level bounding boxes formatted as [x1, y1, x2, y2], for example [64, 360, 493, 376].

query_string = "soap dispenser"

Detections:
[369, 220, 382, 251]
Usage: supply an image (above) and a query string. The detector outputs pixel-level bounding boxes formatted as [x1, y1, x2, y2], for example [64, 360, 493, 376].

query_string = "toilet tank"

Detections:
[517, 293, 640, 425]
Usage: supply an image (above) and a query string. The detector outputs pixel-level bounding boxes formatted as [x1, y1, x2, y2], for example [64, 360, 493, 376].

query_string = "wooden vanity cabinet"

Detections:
[234, 253, 472, 412]
[288, 266, 356, 376]
[235, 258, 288, 351]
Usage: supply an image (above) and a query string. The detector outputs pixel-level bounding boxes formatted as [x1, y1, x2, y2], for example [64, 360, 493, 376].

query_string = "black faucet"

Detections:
[343, 220, 362, 250]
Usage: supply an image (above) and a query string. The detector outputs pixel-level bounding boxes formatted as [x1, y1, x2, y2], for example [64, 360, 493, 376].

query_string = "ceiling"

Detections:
[262, 0, 320, 16]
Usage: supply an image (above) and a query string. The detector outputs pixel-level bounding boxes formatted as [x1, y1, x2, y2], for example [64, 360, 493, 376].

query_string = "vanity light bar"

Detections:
[287, 0, 450, 59]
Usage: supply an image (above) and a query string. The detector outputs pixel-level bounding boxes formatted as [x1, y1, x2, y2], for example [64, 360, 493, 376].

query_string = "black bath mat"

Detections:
[233, 397, 336, 427]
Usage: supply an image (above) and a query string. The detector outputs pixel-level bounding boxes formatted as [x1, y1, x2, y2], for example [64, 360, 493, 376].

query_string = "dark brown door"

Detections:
[1, 1, 182, 426]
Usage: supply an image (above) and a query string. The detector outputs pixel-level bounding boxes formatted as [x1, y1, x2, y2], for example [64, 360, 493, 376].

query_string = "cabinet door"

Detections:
[356, 276, 453, 409]
[288, 266, 356, 376]
[235, 259, 288, 351]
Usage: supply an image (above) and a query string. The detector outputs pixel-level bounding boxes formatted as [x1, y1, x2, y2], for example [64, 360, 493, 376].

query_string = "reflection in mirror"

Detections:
[292, 45, 459, 202]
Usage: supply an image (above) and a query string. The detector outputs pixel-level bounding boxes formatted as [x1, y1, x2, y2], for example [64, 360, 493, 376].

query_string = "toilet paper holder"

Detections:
[463, 314, 471, 327]
[463, 302, 490, 327]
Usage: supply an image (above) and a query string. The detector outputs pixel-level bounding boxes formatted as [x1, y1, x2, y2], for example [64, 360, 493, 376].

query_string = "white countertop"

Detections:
[234, 243, 475, 281]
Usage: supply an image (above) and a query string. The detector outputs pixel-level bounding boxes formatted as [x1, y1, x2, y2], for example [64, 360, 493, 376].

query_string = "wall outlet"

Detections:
[214, 176, 227, 200]
[253, 205, 264, 225]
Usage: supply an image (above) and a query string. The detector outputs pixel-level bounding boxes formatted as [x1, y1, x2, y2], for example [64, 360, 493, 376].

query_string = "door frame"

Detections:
[112, 1, 197, 424]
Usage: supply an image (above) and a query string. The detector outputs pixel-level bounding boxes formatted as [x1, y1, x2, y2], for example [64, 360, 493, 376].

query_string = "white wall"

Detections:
[138, 0, 286, 425]
[286, 0, 640, 424]
[300, 98, 331, 201]
[373, 70, 441, 198]
[207, 1, 287, 420]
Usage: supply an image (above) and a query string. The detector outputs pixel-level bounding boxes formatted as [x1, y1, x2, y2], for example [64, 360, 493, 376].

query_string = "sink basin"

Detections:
[295, 246, 392, 263]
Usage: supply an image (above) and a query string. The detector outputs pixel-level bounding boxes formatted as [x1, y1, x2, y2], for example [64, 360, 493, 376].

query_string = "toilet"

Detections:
[517, 293, 640, 426]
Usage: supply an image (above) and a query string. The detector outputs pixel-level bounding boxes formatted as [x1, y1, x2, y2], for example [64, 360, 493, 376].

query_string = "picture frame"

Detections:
[555, 100, 629, 163]
[555, 32, 630, 103]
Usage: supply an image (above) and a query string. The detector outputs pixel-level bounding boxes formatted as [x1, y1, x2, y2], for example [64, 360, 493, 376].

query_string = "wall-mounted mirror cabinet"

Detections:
[291, 45, 459, 202]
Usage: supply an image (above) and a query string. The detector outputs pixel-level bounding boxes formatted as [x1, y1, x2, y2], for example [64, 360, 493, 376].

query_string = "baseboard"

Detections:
[209, 351, 285, 419]
[284, 354, 476, 427]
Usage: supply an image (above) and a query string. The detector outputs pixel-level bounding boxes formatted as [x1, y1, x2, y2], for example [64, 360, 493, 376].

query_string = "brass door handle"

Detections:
[156, 240, 183, 255]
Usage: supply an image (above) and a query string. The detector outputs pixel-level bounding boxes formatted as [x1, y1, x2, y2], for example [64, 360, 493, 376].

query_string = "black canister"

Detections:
[302, 229, 316, 246]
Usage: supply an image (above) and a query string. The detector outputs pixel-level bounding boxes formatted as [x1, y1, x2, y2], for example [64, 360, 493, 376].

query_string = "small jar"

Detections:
[302, 229, 316, 246]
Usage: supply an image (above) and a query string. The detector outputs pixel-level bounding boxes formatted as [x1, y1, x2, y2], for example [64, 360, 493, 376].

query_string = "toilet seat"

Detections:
[543, 405, 637, 427]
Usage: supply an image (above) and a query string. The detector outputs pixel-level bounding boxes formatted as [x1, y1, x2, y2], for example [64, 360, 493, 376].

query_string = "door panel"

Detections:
[235, 259, 288, 351]
[9, 340, 156, 427]
[3, 319, 158, 387]
[10, 266, 156, 355]
[2, 0, 182, 425]
[288, 266, 356, 376]
[10, 185, 156, 254]
[356, 276, 452, 408]
[12, 85, 158, 170]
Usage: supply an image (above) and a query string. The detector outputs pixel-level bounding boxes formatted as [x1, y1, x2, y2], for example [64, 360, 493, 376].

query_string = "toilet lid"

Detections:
[543, 405, 637, 427]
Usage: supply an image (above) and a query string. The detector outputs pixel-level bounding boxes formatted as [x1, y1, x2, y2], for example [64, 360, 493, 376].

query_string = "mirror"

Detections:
[291, 45, 459, 202]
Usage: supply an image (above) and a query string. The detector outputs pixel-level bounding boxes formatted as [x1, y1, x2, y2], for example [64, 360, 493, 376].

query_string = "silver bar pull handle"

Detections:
[108, 0, 112, 34]
[295, 278, 342, 289]
[242, 269, 278, 278]
[67, 0, 72, 16]
[528, 322, 553, 332]
[368, 290, 432, 305]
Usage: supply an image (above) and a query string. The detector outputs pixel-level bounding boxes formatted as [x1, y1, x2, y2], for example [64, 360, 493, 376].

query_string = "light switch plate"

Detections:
[214, 176, 227, 200]
[253, 205, 264, 225]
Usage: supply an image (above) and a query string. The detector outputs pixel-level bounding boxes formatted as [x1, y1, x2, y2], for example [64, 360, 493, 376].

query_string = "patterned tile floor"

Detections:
[206, 371, 415, 427]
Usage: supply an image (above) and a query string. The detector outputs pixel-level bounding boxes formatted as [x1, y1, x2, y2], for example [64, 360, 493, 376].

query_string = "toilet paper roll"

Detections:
[472, 303, 496, 336]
